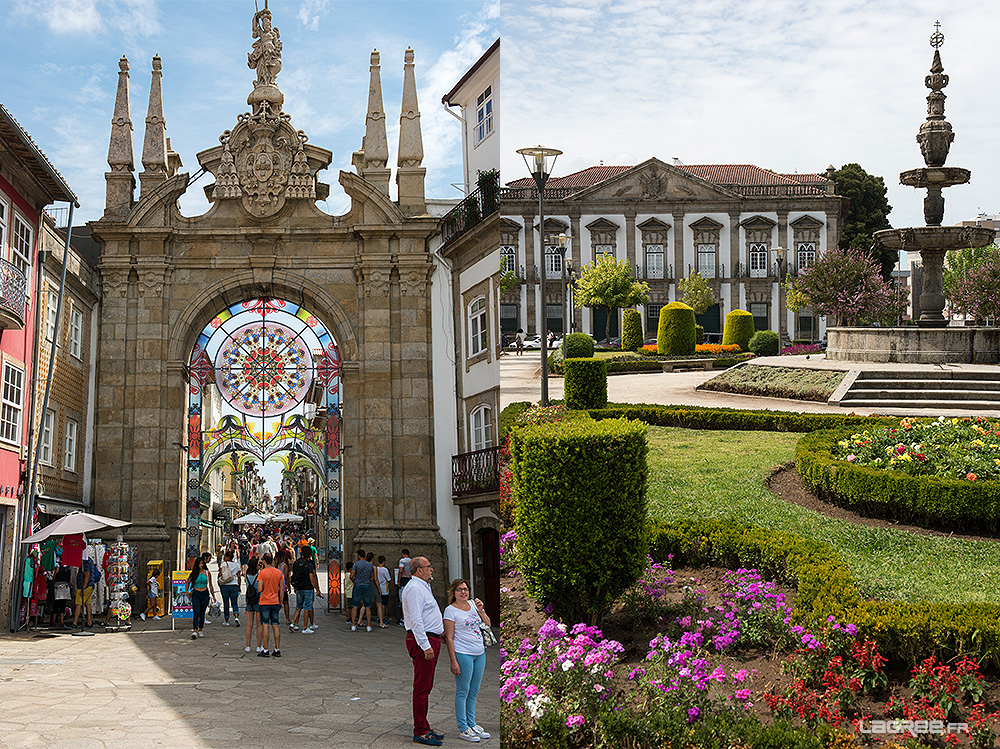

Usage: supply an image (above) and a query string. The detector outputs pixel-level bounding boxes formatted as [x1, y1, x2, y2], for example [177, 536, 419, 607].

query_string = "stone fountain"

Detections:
[827, 24, 999, 364]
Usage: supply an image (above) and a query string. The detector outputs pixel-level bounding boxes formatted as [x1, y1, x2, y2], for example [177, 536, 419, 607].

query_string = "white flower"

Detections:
[526, 695, 551, 719]
[561, 660, 574, 671]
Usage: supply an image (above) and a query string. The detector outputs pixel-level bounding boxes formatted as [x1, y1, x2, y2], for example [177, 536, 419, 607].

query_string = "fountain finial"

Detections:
[916, 21, 952, 168]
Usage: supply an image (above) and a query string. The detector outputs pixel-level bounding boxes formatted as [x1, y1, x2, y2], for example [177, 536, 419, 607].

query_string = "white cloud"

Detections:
[297, 0, 329, 30]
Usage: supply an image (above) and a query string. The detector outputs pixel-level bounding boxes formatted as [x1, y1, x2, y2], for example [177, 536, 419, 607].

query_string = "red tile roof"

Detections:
[506, 165, 631, 190]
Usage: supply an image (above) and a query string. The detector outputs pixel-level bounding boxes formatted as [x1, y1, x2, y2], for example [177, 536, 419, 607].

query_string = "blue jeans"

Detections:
[191, 589, 209, 630]
[220, 585, 240, 620]
[453, 651, 486, 731]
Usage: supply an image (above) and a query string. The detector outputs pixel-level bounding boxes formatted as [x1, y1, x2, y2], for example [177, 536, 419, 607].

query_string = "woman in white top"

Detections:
[443, 578, 492, 743]
[219, 549, 243, 627]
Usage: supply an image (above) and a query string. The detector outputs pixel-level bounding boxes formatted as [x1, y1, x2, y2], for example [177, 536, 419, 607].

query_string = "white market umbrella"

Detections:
[271, 513, 304, 522]
[233, 512, 272, 525]
[22, 511, 131, 544]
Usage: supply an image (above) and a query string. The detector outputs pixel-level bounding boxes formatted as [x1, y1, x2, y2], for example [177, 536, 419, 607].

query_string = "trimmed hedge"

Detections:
[500, 401, 533, 440]
[657, 302, 696, 356]
[565, 332, 595, 359]
[622, 309, 643, 351]
[796, 429, 1000, 532]
[586, 403, 894, 433]
[722, 309, 755, 351]
[647, 518, 1000, 670]
[564, 358, 608, 410]
[510, 416, 648, 625]
[749, 329, 780, 357]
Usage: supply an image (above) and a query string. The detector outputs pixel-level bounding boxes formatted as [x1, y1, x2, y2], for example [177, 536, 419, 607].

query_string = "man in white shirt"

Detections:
[401, 556, 444, 747]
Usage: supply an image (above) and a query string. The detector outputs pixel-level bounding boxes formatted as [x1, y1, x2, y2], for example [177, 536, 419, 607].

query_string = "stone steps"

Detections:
[832, 369, 1000, 412]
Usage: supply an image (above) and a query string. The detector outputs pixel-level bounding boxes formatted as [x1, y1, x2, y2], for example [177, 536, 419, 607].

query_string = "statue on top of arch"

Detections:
[249, 4, 282, 88]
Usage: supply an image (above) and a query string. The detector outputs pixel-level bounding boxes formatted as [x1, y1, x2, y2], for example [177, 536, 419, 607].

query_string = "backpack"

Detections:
[246, 574, 260, 607]
[218, 562, 234, 585]
[291, 558, 313, 590]
[78, 558, 100, 588]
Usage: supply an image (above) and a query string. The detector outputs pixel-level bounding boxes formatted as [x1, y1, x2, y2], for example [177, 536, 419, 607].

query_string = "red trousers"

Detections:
[406, 631, 441, 736]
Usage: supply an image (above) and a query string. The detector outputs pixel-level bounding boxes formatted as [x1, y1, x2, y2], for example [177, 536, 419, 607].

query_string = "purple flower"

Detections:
[687, 707, 701, 724]
[566, 715, 585, 729]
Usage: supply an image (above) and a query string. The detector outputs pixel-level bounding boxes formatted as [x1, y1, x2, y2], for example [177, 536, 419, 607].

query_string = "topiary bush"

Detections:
[695, 324, 706, 345]
[564, 332, 595, 359]
[748, 329, 780, 356]
[564, 357, 608, 410]
[510, 416, 648, 625]
[621, 309, 643, 351]
[722, 309, 755, 351]
[656, 302, 696, 356]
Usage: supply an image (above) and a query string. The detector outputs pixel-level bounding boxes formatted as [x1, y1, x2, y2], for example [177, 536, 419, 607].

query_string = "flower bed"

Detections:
[782, 343, 824, 356]
[832, 416, 1000, 482]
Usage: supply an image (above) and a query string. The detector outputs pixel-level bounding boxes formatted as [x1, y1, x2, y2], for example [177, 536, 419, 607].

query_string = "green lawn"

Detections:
[646, 426, 1000, 605]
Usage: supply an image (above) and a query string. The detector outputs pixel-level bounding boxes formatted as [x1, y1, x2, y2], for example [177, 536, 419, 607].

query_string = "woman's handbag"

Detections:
[209, 601, 221, 618]
[54, 582, 71, 600]
[479, 622, 498, 648]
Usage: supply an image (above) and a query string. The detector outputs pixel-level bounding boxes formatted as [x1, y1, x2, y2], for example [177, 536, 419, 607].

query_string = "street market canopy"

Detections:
[233, 512, 273, 525]
[271, 513, 304, 522]
[22, 511, 131, 543]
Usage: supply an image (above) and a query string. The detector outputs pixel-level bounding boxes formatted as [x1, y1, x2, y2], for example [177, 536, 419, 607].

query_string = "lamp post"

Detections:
[773, 247, 788, 341]
[559, 232, 572, 361]
[517, 146, 562, 406]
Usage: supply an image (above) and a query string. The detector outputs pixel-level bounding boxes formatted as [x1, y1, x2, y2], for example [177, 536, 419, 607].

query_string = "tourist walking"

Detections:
[350, 548, 374, 632]
[515, 327, 524, 355]
[402, 556, 445, 746]
[289, 545, 322, 633]
[218, 549, 242, 627]
[244, 557, 263, 653]
[375, 556, 392, 628]
[187, 557, 217, 639]
[256, 552, 284, 657]
[275, 548, 292, 625]
[444, 579, 491, 742]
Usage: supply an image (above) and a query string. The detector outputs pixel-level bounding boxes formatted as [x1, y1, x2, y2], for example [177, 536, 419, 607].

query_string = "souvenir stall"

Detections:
[104, 536, 132, 631]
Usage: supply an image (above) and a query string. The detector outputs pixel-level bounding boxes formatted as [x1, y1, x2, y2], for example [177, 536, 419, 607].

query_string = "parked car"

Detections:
[507, 335, 543, 350]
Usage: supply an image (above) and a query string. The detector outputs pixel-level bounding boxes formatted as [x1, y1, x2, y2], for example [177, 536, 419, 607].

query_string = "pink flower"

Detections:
[566, 715, 585, 729]
[967, 473, 977, 481]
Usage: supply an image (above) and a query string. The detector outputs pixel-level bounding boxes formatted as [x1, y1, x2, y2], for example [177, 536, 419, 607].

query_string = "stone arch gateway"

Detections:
[88, 6, 451, 598]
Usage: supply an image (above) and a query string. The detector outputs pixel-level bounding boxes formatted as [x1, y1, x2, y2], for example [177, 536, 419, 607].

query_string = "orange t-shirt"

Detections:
[257, 566, 284, 605]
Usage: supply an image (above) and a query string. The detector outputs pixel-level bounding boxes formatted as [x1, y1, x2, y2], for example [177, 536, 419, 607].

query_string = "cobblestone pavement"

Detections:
[0, 595, 499, 748]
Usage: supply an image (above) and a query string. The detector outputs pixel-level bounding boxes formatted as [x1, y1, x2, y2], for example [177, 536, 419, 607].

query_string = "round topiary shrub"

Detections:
[749, 329, 780, 357]
[565, 332, 595, 359]
[657, 302, 696, 356]
[564, 357, 608, 410]
[722, 309, 755, 351]
[622, 309, 642, 351]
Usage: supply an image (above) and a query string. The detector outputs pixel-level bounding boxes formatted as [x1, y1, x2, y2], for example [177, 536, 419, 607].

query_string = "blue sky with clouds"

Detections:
[2, 0, 498, 224]
[502, 0, 1000, 229]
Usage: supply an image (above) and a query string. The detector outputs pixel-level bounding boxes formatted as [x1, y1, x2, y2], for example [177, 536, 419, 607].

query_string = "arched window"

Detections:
[470, 405, 493, 451]
[468, 297, 488, 357]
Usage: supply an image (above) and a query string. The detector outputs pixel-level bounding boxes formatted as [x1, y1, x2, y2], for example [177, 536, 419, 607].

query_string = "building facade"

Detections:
[502, 158, 846, 343]
[442, 38, 499, 196]
[0, 104, 76, 628]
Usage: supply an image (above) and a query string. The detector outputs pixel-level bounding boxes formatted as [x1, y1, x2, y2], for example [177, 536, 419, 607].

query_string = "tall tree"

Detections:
[574, 256, 649, 344]
[831, 163, 894, 278]
[678, 271, 716, 315]
[946, 244, 1000, 323]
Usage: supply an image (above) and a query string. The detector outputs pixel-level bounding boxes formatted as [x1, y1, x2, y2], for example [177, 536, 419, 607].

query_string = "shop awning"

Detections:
[36, 497, 88, 517]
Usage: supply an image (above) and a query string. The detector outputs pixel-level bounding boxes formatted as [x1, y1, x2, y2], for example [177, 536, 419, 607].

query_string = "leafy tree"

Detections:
[499, 265, 518, 294]
[947, 246, 1000, 323]
[831, 163, 894, 277]
[785, 247, 905, 326]
[574, 256, 650, 344]
[678, 271, 716, 315]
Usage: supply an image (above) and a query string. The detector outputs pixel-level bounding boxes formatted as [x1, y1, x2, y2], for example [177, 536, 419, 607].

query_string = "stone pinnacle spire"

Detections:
[362, 49, 391, 195]
[140, 55, 168, 197]
[396, 48, 425, 215]
[104, 55, 136, 217]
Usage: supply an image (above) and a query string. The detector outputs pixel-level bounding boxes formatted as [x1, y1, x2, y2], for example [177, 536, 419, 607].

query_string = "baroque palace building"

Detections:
[502, 158, 847, 343]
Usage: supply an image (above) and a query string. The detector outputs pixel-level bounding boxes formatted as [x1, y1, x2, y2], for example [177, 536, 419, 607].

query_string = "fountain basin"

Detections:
[874, 225, 995, 251]
[899, 166, 970, 189]
[827, 326, 1000, 364]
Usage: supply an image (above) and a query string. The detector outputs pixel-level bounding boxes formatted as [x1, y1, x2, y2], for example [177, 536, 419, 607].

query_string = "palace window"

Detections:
[40, 410, 54, 465]
[0, 363, 24, 444]
[544, 245, 563, 278]
[797, 242, 817, 271]
[639, 219, 670, 280]
[64, 419, 78, 472]
[475, 86, 493, 146]
[749, 243, 769, 278]
[646, 303, 663, 336]
[468, 297, 488, 357]
[471, 405, 493, 451]
[501, 244, 516, 274]
[697, 244, 716, 278]
[645, 244, 664, 279]
[69, 307, 84, 359]
[750, 302, 769, 332]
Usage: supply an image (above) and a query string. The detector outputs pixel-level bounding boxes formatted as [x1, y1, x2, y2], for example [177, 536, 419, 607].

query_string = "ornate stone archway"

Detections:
[88, 5, 450, 598]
